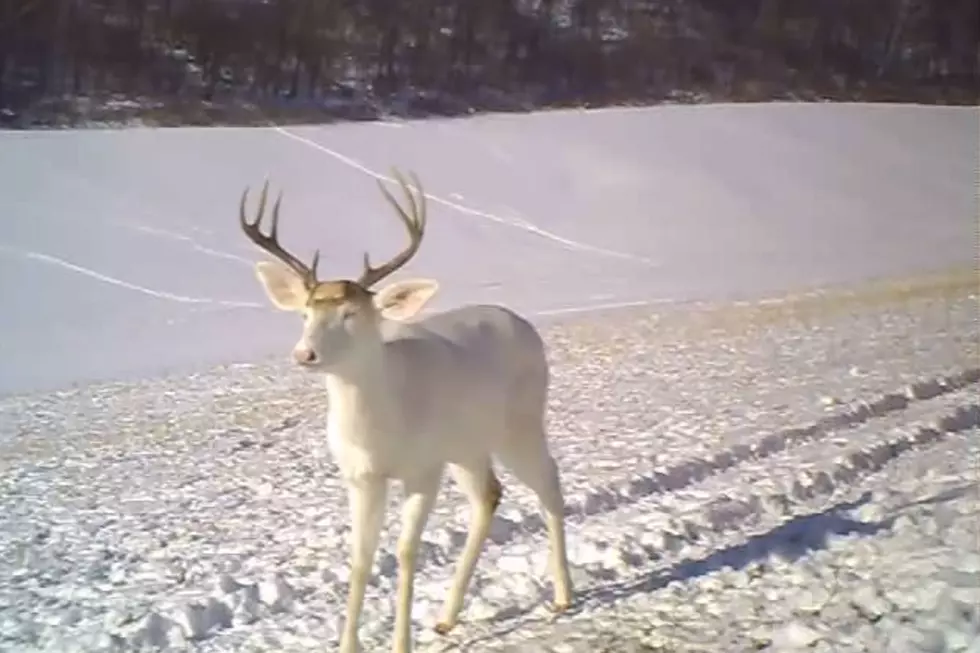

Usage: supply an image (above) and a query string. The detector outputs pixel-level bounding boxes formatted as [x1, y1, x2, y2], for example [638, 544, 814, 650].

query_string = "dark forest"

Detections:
[2, 0, 977, 127]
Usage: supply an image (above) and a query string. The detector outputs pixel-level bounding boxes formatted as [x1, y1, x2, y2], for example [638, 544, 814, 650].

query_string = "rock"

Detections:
[848, 623, 879, 649]
[59, 607, 82, 627]
[498, 553, 533, 575]
[892, 514, 919, 534]
[945, 630, 977, 652]
[943, 567, 980, 589]
[466, 597, 498, 622]
[748, 626, 773, 648]
[762, 493, 793, 518]
[258, 574, 296, 613]
[233, 584, 262, 625]
[816, 597, 858, 625]
[375, 552, 398, 578]
[567, 565, 593, 591]
[933, 505, 959, 534]
[918, 627, 951, 653]
[911, 578, 952, 615]
[173, 601, 211, 639]
[502, 570, 542, 599]
[108, 567, 128, 585]
[939, 588, 980, 630]
[103, 607, 137, 630]
[214, 573, 241, 594]
[885, 624, 946, 653]
[851, 584, 892, 621]
[810, 471, 836, 496]
[794, 586, 831, 614]
[809, 642, 837, 653]
[601, 546, 631, 572]
[854, 502, 886, 523]
[772, 621, 823, 649]
[206, 596, 233, 630]
[125, 611, 185, 649]
[320, 564, 349, 586]
[87, 632, 121, 652]
[919, 514, 941, 537]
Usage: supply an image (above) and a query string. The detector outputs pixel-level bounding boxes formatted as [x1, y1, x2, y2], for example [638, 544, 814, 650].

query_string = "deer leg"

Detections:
[392, 470, 442, 653]
[498, 441, 573, 611]
[435, 460, 501, 634]
[339, 478, 388, 653]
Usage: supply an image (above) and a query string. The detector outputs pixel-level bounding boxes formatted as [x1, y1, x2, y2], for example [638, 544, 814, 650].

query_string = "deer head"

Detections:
[240, 169, 439, 369]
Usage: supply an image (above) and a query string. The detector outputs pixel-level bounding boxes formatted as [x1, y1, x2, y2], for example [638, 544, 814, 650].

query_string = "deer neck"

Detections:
[323, 338, 397, 424]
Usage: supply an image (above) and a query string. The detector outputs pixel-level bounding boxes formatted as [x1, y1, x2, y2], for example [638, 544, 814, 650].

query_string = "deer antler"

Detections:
[357, 169, 427, 289]
[240, 181, 321, 290]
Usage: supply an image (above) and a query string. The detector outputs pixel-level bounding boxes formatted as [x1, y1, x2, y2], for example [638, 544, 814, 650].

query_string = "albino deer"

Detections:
[238, 169, 573, 653]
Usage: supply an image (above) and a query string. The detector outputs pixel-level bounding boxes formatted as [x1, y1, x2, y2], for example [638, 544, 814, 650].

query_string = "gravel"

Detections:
[0, 270, 977, 652]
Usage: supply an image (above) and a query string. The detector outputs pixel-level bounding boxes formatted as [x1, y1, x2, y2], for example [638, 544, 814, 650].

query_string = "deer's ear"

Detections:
[373, 279, 439, 321]
[254, 261, 308, 311]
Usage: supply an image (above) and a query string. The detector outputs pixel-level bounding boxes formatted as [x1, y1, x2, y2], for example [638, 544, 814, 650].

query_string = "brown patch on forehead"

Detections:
[307, 280, 373, 307]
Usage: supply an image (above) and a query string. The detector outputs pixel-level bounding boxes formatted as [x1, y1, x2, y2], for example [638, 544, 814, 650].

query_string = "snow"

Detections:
[1, 280, 978, 651]
[0, 102, 977, 396]
[1, 103, 979, 652]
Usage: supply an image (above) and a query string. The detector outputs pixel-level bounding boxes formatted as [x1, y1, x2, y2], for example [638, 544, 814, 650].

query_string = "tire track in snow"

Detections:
[580, 402, 980, 597]
[448, 366, 980, 545]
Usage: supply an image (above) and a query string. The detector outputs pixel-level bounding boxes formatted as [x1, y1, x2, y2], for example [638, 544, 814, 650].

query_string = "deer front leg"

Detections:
[339, 477, 388, 653]
[392, 470, 442, 653]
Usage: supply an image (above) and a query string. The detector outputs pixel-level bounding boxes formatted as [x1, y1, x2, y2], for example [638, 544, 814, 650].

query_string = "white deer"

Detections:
[238, 169, 573, 653]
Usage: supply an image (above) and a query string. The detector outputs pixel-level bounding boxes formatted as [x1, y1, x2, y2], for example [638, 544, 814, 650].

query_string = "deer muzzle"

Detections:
[292, 346, 317, 366]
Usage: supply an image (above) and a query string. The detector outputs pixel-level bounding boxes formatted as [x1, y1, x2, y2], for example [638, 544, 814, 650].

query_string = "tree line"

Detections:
[1, 0, 976, 126]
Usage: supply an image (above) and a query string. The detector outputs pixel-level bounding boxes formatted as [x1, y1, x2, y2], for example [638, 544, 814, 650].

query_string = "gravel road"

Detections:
[1, 268, 977, 653]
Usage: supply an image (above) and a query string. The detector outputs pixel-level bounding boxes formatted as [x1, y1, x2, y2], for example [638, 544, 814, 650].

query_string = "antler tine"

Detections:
[239, 181, 320, 289]
[270, 187, 321, 282]
[405, 170, 427, 232]
[357, 168, 428, 289]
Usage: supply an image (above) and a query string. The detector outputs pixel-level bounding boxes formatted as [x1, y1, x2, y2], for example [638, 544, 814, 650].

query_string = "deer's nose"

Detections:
[292, 347, 317, 365]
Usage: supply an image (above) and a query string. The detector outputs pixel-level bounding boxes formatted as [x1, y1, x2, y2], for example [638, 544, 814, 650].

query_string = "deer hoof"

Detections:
[549, 601, 571, 614]
[434, 622, 455, 636]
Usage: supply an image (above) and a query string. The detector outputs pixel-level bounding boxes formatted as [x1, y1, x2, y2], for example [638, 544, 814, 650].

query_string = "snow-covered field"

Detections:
[2, 271, 977, 652]
[1, 103, 978, 652]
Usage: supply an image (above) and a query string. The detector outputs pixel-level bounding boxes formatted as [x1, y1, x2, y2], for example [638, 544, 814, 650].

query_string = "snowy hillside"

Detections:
[0, 103, 976, 396]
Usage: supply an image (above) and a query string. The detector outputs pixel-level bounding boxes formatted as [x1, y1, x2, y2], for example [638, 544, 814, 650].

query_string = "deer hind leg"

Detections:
[435, 459, 502, 634]
[497, 435, 573, 612]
